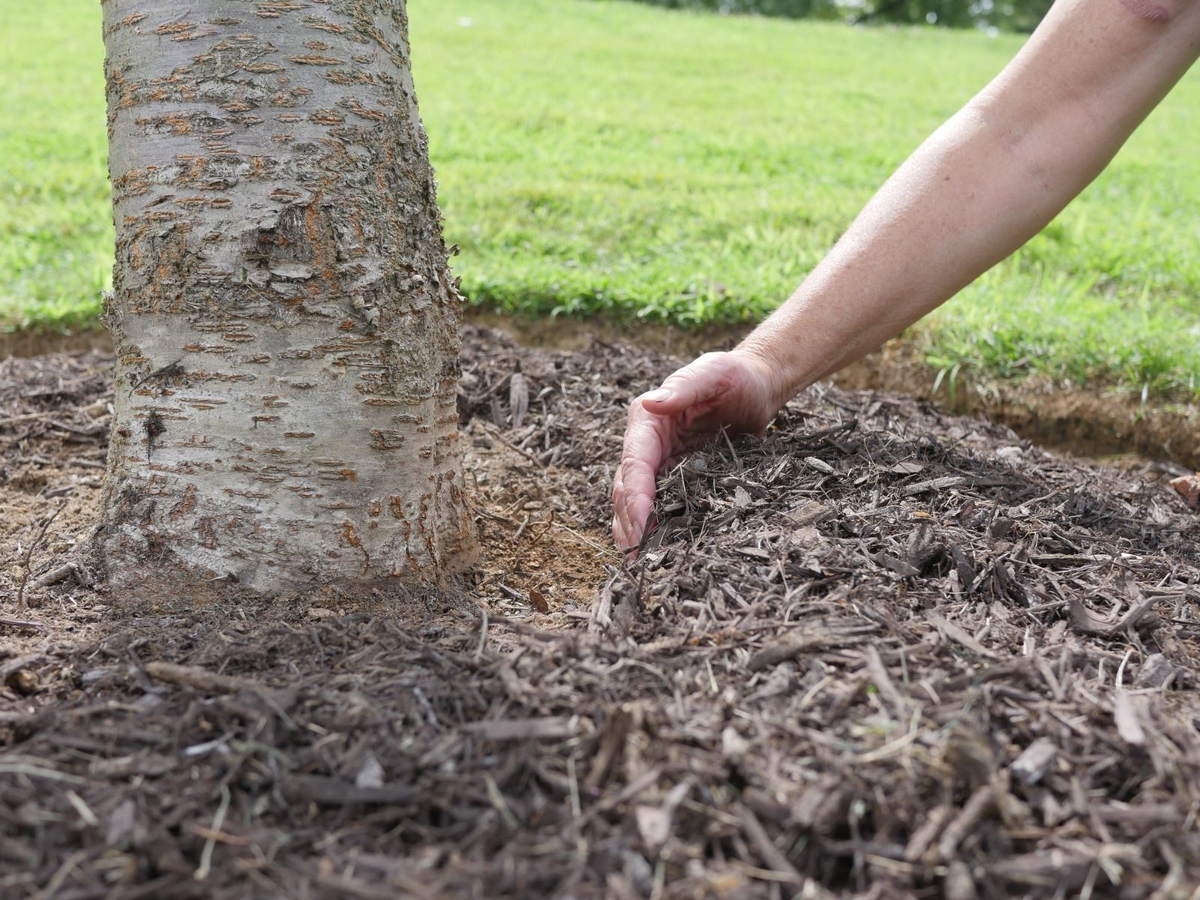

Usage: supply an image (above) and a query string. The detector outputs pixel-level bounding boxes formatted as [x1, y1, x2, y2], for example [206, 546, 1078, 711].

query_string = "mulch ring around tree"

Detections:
[4, 324, 1200, 900]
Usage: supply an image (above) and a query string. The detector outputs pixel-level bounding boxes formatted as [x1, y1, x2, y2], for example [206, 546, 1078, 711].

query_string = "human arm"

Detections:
[613, 0, 1200, 554]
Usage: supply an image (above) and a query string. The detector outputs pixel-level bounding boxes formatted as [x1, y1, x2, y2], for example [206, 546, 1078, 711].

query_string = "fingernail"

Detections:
[643, 388, 673, 404]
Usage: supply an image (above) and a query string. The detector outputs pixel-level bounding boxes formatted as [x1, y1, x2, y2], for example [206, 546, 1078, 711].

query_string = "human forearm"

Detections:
[739, 0, 1200, 406]
[739, 105, 1086, 401]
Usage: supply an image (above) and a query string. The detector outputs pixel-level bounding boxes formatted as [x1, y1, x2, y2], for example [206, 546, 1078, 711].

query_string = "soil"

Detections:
[3, 323, 1200, 899]
[831, 341, 1200, 474]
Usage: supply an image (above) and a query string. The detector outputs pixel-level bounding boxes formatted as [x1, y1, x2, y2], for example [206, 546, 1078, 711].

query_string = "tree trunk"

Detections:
[98, 0, 475, 598]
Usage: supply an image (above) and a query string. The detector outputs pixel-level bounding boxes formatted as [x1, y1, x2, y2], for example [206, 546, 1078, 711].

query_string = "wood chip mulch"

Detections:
[3, 324, 1200, 899]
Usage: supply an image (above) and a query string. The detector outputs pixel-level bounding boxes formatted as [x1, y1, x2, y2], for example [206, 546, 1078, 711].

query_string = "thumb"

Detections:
[639, 354, 732, 415]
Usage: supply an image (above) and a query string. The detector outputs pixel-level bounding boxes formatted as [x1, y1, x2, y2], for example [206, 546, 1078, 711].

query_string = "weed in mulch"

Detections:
[3, 326, 1200, 899]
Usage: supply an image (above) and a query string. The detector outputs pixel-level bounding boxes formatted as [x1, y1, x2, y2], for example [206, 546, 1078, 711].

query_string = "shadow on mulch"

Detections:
[3, 325, 1200, 899]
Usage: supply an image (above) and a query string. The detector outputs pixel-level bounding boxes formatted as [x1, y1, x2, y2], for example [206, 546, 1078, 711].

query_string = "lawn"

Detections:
[0, 0, 110, 332]
[3, 0, 1200, 397]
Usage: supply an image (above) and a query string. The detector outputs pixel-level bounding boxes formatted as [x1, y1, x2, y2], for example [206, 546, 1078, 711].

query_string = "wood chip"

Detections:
[509, 371, 529, 429]
[803, 456, 835, 474]
[747, 625, 876, 672]
[1113, 690, 1146, 746]
[902, 476, 965, 496]
[927, 613, 1003, 660]
[461, 716, 580, 742]
[279, 774, 418, 807]
[1011, 737, 1057, 786]
[143, 662, 267, 695]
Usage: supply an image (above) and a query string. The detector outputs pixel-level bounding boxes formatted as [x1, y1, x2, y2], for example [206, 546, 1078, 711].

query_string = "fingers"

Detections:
[611, 463, 655, 556]
[612, 352, 753, 558]
[612, 400, 678, 557]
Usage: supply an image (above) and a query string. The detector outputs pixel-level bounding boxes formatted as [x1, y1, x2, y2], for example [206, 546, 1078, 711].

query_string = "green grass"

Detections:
[4, 0, 1200, 398]
[418, 1, 1017, 324]
[0, 0, 110, 332]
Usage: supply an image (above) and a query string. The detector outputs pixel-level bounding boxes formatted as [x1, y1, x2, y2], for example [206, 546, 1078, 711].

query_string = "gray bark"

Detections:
[99, 0, 475, 597]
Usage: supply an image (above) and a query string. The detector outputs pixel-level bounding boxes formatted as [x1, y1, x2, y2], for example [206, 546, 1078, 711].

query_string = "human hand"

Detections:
[612, 349, 784, 557]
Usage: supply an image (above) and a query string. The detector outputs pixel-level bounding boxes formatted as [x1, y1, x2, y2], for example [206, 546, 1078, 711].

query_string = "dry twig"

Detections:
[14, 501, 67, 613]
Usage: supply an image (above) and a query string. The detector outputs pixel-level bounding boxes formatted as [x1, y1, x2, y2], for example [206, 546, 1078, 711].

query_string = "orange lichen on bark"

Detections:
[169, 484, 199, 520]
[342, 99, 386, 122]
[165, 114, 193, 135]
[290, 55, 343, 66]
[105, 12, 148, 35]
[339, 522, 368, 576]
[303, 17, 347, 34]
[303, 196, 338, 285]
[198, 518, 219, 549]
[155, 22, 198, 35]
[257, 1, 306, 16]
[109, 69, 140, 109]
[223, 488, 269, 499]
[417, 491, 435, 557]
[370, 430, 407, 450]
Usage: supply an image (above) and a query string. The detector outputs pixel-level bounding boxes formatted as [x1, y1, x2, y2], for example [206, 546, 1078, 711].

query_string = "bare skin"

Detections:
[613, 0, 1200, 556]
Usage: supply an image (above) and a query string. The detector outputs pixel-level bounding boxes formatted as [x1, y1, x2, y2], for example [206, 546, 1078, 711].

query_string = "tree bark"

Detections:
[99, 0, 475, 598]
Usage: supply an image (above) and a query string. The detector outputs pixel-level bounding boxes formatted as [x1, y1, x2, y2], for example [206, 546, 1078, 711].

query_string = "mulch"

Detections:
[3, 324, 1200, 899]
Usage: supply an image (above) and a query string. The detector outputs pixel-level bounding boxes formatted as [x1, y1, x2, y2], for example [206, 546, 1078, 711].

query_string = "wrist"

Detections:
[728, 341, 795, 419]
[735, 286, 864, 407]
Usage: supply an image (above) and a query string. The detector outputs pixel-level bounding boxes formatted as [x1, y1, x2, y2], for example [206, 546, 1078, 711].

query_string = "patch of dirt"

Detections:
[3, 324, 1200, 899]
[457, 327, 623, 615]
[0, 329, 113, 361]
[835, 343, 1200, 472]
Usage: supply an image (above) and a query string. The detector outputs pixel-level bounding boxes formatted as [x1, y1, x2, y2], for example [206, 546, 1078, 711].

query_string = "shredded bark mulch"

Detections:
[3, 324, 1200, 899]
